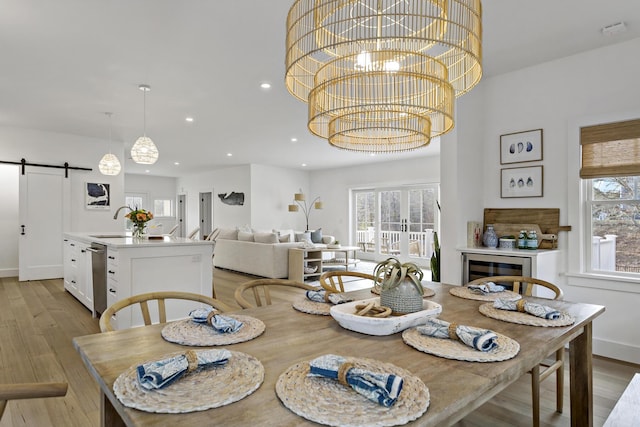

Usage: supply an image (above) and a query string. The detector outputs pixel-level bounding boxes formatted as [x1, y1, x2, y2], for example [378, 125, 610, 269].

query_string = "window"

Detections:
[581, 118, 640, 275]
[153, 199, 174, 217]
[353, 184, 439, 262]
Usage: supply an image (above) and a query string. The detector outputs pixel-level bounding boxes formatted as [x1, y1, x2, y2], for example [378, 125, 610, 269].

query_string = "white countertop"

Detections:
[456, 246, 560, 256]
[64, 232, 215, 248]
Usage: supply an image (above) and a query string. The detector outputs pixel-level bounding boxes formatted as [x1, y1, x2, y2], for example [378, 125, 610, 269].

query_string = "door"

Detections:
[19, 167, 70, 281]
[177, 194, 186, 237]
[353, 185, 438, 264]
[199, 192, 212, 240]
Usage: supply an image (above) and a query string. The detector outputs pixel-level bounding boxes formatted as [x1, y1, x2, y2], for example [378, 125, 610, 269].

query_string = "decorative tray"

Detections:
[329, 297, 442, 336]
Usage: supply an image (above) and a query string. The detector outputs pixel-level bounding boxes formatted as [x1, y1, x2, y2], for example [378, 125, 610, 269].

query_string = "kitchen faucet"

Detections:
[113, 205, 132, 220]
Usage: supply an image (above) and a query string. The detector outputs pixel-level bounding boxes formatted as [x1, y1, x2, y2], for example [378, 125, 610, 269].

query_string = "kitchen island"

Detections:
[63, 232, 214, 330]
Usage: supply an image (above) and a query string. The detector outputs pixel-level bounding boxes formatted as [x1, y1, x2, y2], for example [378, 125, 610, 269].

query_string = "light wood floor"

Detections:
[1, 270, 637, 426]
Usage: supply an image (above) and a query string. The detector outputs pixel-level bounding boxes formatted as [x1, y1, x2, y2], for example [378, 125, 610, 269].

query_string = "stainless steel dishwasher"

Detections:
[87, 242, 107, 316]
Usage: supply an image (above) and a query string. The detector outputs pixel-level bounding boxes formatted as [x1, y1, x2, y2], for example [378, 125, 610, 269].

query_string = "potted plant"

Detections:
[373, 257, 424, 314]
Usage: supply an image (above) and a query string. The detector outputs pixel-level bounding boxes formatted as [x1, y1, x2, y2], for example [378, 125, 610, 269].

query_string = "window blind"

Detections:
[580, 118, 640, 178]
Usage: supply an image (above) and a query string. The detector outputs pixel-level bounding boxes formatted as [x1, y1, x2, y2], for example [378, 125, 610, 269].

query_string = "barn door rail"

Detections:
[0, 158, 92, 177]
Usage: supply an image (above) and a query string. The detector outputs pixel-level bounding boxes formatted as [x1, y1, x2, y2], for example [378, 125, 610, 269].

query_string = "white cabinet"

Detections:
[63, 238, 93, 312]
[102, 245, 213, 330]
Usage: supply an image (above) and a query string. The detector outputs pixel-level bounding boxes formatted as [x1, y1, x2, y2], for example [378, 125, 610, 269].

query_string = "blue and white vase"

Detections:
[483, 225, 498, 248]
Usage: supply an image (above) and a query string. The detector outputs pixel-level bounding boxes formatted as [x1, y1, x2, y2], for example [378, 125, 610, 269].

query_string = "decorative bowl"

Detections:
[499, 238, 516, 249]
[329, 297, 442, 336]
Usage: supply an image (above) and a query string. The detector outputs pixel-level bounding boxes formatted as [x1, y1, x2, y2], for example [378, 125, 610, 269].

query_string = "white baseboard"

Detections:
[0, 268, 18, 278]
[593, 337, 640, 365]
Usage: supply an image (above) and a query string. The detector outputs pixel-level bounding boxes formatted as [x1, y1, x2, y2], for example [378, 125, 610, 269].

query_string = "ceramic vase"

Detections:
[483, 224, 498, 248]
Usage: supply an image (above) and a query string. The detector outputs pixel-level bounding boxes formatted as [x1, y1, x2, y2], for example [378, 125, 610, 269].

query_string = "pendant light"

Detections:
[130, 84, 159, 164]
[98, 112, 122, 176]
[285, 0, 483, 153]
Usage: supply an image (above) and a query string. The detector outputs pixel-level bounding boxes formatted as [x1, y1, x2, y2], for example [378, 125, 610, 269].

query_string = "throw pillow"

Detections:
[310, 228, 323, 243]
[238, 231, 254, 242]
[295, 231, 312, 244]
[274, 229, 294, 242]
[254, 232, 279, 244]
[278, 234, 291, 243]
[217, 228, 238, 240]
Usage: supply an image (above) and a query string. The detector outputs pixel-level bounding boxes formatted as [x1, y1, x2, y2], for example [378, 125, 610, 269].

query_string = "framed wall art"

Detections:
[86, 182, 110, 209]
[500, 129, 543, 164]
[500, 166, 543, 198]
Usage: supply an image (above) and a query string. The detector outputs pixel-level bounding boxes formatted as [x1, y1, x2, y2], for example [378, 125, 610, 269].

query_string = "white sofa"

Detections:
[213, 228, 334, 278]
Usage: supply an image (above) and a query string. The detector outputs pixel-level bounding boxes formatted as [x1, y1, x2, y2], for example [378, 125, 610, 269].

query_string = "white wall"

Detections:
[177, 165, 252, 232]
[442, 37, 640, 363]
[250, 164, 309, 231]
[0, 126, 125, 276]
[0, 165, 19, 276]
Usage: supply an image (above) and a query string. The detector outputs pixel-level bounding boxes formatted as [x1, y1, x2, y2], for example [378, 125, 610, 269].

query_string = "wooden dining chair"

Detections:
[167, 224, 179, 236]
[234, 278, 317, 309]
[466, 275, 564, 427]
[319, 271, 379, 295]
[187, 227, 200, 240]
[0, 382, 68, 421]
[99, 291, 234, 332]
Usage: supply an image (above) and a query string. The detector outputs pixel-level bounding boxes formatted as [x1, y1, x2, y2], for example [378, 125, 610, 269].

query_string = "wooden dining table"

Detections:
[73, 282, 604, 427]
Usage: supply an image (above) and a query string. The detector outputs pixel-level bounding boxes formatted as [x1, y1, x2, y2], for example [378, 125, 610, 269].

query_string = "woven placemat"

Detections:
[113, 350, 264, 413]
[292, 296, 332, 316]
[479, 303, 576, 327]
[371, 285, 436, 298]
[449, 286, 522, 302]
[161, 315, 265, 346]
[276, 357, 429, 427]
[402, 328, 520, 362]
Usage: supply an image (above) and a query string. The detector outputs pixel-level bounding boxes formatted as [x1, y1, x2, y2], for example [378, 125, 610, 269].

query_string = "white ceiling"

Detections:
[1, 0, 639, 177]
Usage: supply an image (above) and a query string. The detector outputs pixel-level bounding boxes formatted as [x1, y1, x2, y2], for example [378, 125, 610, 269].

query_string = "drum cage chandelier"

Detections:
[285, 0, 482, 153]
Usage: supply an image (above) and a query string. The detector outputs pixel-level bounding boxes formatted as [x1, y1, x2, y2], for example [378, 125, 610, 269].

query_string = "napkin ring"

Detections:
[185, 350, 199, 373]
[206, 310, 218, 325]
[448, 323, 459, 341]
[516, 299, 526, 313]
[337, 362, 355, 387]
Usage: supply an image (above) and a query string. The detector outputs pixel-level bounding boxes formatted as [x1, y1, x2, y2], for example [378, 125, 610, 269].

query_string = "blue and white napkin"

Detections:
[137, 349, 230, 390]
[308, 354, 403, 407]
[493, 298, 561, 320]
[417, 317, 499, 352]
[189, 307, 243, 333]
[467, 281, 505, 294]
[306, 289, 353, 305]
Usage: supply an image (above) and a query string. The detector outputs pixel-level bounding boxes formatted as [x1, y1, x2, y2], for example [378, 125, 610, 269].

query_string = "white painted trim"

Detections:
[593, 337, 640, 366]
[0, 268, 18, 278]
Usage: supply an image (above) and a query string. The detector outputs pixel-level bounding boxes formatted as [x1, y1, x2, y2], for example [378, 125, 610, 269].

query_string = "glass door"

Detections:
[353, 184, 439, 265]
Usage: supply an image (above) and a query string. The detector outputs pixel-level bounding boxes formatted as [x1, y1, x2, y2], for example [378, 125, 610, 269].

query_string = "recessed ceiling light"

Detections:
[145, 169, 150, 173]
[370, 153, 376, 157]
[260, 82, 271, 89]
[174, 162, 180, 166]
[227, 153, 233, 157]
[301, 163, 307, 167]
[185, 117, 194, 122]
[291, 138, 298, 142]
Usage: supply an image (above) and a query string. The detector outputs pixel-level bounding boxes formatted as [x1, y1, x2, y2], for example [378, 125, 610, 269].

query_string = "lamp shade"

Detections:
[131, 136, 159, 165]
[294, 193, 305, 201]
[288, 204, 299, 212]
[314, 201, 323, 209]
[98, 153, 122, 176]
